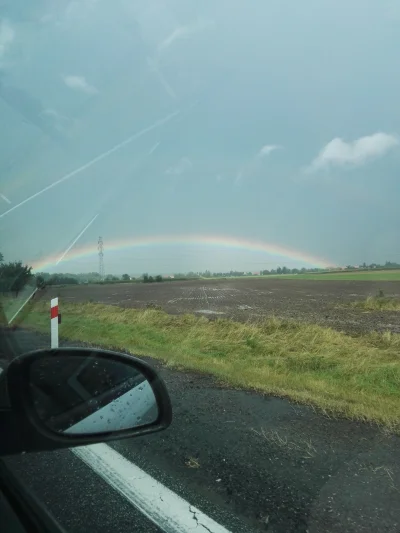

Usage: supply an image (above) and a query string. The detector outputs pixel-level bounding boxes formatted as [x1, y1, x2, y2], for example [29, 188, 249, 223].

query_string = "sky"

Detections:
[0, 0, 399, 275]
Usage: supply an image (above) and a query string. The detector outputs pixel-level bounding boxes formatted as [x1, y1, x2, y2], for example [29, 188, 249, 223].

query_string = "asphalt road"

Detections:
[2, 327, 400, 533]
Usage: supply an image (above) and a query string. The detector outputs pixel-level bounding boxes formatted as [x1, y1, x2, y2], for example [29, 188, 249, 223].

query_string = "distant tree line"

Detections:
[143, 274, 163, 283]
[200, 261, 400, 278]
[261, 266, 318, 275]
[25, 258, 400, 291]
[349, 261, 400, 270]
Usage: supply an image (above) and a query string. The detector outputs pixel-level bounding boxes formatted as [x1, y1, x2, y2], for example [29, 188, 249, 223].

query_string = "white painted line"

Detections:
[0, 110, 180, 219]
[8, 288, 37, 324]
[73, 443, 231, 533]
[56, 214, 99, 265]
[0, 194, 11, 204]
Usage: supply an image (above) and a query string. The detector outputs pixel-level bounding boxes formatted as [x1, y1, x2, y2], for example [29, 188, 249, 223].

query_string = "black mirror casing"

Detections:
[0, 348, 172, 456]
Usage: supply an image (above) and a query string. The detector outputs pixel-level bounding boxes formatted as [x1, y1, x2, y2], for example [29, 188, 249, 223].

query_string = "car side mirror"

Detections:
[0, 348, 172, 456]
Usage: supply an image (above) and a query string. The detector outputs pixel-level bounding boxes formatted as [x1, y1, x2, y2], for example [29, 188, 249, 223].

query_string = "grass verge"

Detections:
[16, 300, 400, 431]
[201, 271, 400, 281]
[258, 270, 400, 281]
[349, 296, 400, 311]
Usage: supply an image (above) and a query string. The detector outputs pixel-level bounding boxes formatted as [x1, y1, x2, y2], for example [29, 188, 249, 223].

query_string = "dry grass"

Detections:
[350, 296, 400, 311]
[252, 428, 317, 458]
[185, 457, 201, 469]
[15, 300, 400, 430]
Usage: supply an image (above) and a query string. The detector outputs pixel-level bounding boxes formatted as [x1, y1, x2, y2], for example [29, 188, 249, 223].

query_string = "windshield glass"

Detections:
[1, 2, 400, 532]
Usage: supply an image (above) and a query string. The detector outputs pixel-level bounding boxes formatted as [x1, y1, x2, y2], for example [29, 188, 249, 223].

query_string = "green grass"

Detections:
[16, 300, 400, 431]
[265, 270, 400, 281]
[349, 296, 400, 311]
[0, 287, 37, 325]
[200, 270, 400, 281]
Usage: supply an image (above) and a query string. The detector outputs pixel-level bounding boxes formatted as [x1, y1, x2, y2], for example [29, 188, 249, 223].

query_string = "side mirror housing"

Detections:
[0, 348, 172, 456]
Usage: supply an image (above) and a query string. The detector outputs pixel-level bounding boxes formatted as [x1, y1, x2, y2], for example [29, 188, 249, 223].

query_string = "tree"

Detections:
[155, 275, 163, 282]
[143, 274, 149, 283]
[122, 274, 130, 281]
[277, 266, 282, 275]
[0, 260, 32, 296]
[46, 275, 78, 286]
[105, 274, 119, 282]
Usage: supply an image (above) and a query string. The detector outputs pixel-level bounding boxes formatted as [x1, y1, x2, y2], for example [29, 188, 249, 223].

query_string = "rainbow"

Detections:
[31, 234, 335, 272]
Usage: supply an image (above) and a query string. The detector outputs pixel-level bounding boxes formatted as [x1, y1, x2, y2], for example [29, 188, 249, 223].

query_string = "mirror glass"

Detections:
[28, 353, 159, 435]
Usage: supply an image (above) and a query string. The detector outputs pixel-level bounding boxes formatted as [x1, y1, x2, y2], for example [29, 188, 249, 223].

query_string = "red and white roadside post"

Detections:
[50, 297, 59, 348]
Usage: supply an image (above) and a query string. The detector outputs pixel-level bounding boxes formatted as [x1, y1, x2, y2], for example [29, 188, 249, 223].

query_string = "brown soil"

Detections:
[42, 278, 400, 335]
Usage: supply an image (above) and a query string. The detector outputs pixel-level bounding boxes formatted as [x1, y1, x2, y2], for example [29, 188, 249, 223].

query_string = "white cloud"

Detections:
[236, 143, 281, 183]
[158, 18, 213, 52]
[64, 0, 100, 20]
[166, 157, 192, 176]
[41, 108, 71, 125]
[0, 20, 15, 61]
[63, 75, 98, 94]
[308, 132, 399, 172]
[258, 144, 281, 158]
[146, 56, 177, 99]
[386, 0, 400, 22]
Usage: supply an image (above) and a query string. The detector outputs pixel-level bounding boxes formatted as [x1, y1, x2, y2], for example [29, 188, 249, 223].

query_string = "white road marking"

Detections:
[0, 194, 11, 204]
[8, 288, 37, 324]
[0, 111, 179, 219]
[73, 443, 231, 533]
[56, 214, 99, 265]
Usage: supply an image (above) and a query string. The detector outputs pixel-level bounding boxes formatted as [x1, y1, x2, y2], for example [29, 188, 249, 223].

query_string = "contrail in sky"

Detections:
[0, 194, 11, 204]
[148, 142, 160, 155]
[56, 213, 99, 265]
[0, 110, 179, 219]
